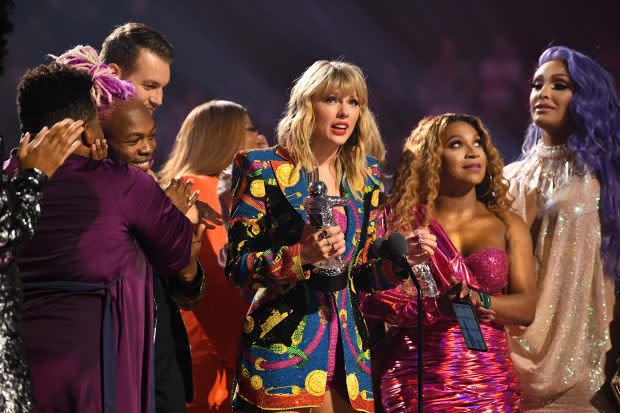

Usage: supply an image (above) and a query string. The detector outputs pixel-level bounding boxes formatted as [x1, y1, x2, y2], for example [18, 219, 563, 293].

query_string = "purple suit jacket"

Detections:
[17, 155, 192, 412]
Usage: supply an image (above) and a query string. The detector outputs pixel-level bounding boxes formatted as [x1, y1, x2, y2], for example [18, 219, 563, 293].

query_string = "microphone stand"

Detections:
[400, 261, 423, 413]
[374, 236, 424, 412]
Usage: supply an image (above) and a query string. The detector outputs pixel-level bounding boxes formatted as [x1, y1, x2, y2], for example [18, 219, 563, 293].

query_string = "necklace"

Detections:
[517, 141, 587, 207]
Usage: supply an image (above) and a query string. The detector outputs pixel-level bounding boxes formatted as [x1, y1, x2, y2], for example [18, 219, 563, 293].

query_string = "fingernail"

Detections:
[414, 229, 419, 235]
[187, 179, 194, 184]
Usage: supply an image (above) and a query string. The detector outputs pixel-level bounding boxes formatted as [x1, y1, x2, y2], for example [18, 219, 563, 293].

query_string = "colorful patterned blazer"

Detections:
[225, 146, 399, 412]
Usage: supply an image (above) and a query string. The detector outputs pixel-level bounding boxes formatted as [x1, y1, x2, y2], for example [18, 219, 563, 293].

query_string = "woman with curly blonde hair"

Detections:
[226, 60, 400, 413]
[361, 114, 536, 412]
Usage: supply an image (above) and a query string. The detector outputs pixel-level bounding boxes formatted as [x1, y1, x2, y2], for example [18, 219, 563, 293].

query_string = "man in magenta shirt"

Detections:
[15, 62, 196, 412]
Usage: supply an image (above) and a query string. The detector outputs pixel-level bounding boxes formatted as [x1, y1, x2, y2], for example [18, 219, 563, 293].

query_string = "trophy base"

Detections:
[309, 272, 347, 292]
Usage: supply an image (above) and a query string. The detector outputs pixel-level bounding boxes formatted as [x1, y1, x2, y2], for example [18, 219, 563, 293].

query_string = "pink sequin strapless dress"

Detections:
[361, 216, 521, 412]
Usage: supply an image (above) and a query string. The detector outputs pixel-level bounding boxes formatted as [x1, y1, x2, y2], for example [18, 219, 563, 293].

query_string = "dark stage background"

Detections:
[1, 0, 619, 173]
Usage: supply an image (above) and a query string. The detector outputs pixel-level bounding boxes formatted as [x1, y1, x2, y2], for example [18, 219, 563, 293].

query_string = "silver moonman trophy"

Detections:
[303, 181, 349, 276]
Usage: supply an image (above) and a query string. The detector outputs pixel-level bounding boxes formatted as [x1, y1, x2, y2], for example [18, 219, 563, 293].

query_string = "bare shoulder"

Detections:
[505, 211, 530, 243]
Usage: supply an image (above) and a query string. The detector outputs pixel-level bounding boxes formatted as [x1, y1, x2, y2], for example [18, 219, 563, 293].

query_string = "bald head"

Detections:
[102, 99, 156, 171]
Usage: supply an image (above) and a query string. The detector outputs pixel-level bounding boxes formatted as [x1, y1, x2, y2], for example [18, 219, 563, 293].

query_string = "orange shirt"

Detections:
[181, 175, 248, 412]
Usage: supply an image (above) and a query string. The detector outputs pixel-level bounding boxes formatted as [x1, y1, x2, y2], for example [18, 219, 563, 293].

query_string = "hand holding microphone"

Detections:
[372, 232, 438, 296]
[405, 227, 437, 266]
[372, 232, 421, 290]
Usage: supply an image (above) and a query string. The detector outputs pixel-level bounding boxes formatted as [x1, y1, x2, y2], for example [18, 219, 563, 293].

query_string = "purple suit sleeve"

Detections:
[360, 285, 442, 328]
[120, 167, 192, 274]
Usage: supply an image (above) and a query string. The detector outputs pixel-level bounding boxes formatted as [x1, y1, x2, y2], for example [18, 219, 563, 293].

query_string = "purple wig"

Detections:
[522, 46, 620, 281]
[51, 45, 137, 121]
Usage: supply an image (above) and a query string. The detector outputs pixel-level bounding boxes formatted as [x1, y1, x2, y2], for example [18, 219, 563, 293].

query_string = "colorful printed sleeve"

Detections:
[225, 152, 307, 290]
[352, 178, 408, 292]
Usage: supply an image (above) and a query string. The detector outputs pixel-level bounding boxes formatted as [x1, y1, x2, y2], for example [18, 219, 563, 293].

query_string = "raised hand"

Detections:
[18, 119, 84, 178]
[194, 200, 223, 229]
[90, 138, 108, 160]
[163, 178, 199, 214]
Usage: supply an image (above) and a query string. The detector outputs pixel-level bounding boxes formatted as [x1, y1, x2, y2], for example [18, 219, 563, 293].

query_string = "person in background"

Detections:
[504, 45, 619, 412]
[213, 104, 269, 234]
[100, 24, 211, 411]
[54, 44, 213, 413]
[0, 119, 84, 413]
[159, 99, 265, 412]
[15, 61, 201, 412]
[0, 6, 89, 412]
[101, 22, 172, 114]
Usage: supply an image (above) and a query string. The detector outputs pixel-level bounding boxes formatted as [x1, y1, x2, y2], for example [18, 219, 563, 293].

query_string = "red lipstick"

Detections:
[331, 121, 349, 136]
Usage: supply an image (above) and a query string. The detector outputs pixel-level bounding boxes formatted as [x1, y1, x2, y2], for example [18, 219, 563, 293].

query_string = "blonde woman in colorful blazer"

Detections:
[225, 61, 399, 413]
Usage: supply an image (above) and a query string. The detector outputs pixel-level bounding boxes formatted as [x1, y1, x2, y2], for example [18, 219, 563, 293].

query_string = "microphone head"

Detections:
[387, 232, 408, 258]
[371, 237, 387, 259]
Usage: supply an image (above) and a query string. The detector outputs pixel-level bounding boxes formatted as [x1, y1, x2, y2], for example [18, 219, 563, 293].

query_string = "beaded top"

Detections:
[513, 141, 587, 208]
[464, 248, 509, 294]
[504, 141, 615, 408]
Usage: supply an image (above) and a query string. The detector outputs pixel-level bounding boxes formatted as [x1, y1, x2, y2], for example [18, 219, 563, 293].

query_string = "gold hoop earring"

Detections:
[477, 171, 493, 199]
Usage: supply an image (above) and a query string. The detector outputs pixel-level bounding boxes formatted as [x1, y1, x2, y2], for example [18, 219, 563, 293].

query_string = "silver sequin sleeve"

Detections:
[0, 166, 47, 413]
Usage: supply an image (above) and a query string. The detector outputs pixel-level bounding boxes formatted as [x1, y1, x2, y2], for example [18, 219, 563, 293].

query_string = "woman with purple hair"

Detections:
[504, 46, 619, 411]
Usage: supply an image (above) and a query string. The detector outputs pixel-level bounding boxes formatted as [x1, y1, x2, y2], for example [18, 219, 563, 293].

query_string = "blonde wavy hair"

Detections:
[159, 100, 247, 182]
[386, 114, 512, 232]
[277, 60, 375, 199]
[366, 110, 386, 166]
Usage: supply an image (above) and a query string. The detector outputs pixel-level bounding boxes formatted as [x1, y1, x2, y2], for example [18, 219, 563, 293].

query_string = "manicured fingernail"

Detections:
[187, 179, 194, 184]
[414, 229, 419, 235]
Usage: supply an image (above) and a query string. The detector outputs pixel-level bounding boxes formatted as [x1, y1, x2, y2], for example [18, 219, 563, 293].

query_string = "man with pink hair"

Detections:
[15, 56, 200, 413]
[59, 43, 208, 413]
[100, 28, 206, 412]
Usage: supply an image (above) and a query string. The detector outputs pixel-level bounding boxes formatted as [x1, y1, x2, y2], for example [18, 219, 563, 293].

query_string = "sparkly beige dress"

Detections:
[504, 142, 617, 412]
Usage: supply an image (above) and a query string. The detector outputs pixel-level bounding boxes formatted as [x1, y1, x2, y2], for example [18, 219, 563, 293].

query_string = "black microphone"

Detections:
[387, 232, 408, 260]
[369, 237, 387, 260]
[381, 232, 422, 290]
